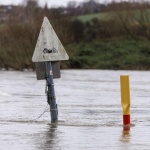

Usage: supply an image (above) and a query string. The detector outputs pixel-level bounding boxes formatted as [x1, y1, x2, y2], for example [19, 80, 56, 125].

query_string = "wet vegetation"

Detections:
[67, 39, 150, 70]
[0, 0, 150, 70]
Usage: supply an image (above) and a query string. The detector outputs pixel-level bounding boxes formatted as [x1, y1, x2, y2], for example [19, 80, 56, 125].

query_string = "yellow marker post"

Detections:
[120, 75, 130, 125]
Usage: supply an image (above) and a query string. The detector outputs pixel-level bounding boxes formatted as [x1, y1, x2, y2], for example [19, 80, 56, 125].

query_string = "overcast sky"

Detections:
[0, 0, 139, 7]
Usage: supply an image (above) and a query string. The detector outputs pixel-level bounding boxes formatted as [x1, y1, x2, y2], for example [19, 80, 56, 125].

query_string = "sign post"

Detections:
[45, 62, 58, 123]
[32, 17, 69, 123]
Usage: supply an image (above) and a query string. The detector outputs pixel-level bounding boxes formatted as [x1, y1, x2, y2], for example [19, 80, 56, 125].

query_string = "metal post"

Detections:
[45, 61, 58, 123]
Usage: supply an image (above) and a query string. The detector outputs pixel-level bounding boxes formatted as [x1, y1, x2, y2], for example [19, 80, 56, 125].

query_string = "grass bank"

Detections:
[0, 9, 150, 70]
[0, 36, 150, 70]
[65, 38, 150, 70]
[76, 9, 150, 23]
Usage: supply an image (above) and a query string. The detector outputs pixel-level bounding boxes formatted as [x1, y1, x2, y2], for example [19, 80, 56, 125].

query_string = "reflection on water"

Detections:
[37, 125, 60, 150]
[120, 126, 130, 143]
[0, 70, 150, 150]
[45, 125, 58, 147]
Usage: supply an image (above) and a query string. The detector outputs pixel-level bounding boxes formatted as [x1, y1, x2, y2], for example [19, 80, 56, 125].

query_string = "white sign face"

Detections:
[32, 17, 69, 62]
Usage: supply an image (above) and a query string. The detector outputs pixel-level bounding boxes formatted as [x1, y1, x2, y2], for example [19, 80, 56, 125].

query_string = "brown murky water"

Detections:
[0, 70, 150, 150]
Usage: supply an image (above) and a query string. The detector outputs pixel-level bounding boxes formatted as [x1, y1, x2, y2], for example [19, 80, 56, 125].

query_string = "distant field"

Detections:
[76, 9, 150, 23]
[75, 12, 111, 22]
[0, 24, 7, 31]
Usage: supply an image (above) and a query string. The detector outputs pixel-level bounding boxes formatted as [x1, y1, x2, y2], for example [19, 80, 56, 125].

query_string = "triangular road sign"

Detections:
[32, 17, 69, 62]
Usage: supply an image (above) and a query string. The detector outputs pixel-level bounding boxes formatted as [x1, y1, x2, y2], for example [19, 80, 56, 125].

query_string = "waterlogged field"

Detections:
[0, 70, 150, 150]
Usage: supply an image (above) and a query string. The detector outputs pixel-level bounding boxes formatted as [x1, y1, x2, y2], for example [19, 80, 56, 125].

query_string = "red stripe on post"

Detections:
[123, 115, 130, 125]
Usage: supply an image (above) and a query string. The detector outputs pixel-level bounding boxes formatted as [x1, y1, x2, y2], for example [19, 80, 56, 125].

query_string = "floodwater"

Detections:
[0, 70, 150, 150]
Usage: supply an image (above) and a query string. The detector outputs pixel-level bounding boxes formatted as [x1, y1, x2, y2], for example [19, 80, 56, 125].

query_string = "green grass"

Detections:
[76, 9, 150, 23]
[75, 12, 111, 22]
[66, 38, 150, 70]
